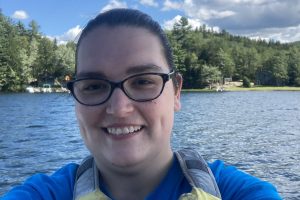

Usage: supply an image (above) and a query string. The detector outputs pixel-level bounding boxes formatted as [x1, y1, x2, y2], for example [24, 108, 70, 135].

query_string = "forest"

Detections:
[1, 12, 300, 92]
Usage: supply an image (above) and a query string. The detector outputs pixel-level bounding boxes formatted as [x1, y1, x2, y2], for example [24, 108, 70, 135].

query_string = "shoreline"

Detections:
[182, 86, 300, 92]
[1, 86, 300, 93]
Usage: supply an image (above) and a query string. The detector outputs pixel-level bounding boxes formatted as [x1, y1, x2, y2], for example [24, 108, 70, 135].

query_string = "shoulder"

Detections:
[208, 160, 282, 200]
[1, 163, 79, 200]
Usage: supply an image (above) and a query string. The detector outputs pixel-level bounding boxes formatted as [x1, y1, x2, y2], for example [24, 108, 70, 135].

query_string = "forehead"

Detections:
[77, 26, 169, 77]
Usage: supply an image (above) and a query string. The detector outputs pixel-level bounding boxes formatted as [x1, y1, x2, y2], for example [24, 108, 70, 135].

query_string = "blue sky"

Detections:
[1, 0, 300, 44]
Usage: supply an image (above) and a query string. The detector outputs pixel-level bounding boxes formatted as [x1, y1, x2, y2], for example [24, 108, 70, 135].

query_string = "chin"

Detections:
[108, 150, 145, 168]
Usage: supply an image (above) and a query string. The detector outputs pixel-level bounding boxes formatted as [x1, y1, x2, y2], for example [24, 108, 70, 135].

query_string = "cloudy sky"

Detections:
[1, 0, 300, 44]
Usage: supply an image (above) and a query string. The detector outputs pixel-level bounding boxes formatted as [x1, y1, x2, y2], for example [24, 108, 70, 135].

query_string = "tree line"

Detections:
[1, 13, 300, 92]
[167, 17, 300, 89]
[0, 12, 75, 92]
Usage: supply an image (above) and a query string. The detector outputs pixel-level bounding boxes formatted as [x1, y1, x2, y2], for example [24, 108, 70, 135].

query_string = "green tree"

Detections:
[201, 64, 222, 86]
[232, 46, 261, 82]
[243, 76, 251, 88]
[172, 17, 191, 45]
[215, 48, 235, 78]
[287, 47, 300, 86]
[28, 20, 40, 40]
[27, 37, 39, 83]
[170, 17, 193, 88]
[166, 31, 186, 76]
[0, 13, 24, 91]
[54, 43, 75, 80]
[34, 37, 57, 84]
[0, 13, 11, 90]
[260, 52, 288, 86]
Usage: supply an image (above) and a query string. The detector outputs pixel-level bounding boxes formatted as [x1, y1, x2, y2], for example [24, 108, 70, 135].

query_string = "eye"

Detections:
[84, 83, 106, 91]
[128, 75, 160, 89]
[134, 78, 155, 86]
[78, 80, 109, 93]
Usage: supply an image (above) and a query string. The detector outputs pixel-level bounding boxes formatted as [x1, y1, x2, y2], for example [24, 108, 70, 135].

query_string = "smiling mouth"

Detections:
[103, 125, 143, 136]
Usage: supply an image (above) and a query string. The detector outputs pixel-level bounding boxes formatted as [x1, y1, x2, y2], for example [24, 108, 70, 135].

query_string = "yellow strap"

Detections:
[77, 187, 221, 200]
[76, 188, 111, 200]
[179, 187, 221, 200]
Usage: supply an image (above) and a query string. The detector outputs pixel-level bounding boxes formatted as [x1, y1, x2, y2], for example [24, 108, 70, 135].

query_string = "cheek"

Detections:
[75, 105, 103, 150]
[75, 105, 89, 139]
[76, 105, 88, 124]
[76, 104, 98, 121]
[147, 86, 175, 129]
[75, 104, 100, 135]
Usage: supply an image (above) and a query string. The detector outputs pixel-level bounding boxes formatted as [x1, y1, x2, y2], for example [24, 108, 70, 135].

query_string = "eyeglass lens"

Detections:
[72, 73, 166, 105]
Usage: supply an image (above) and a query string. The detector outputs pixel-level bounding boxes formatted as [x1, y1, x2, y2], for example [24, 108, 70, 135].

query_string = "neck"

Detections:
[97, 149, 173, 200]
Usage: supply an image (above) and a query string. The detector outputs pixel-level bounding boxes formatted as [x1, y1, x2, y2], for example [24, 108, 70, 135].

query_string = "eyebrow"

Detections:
[125, 64, 164, 74]
[76, 71, 106, 79]
[76, 64, 165, 79]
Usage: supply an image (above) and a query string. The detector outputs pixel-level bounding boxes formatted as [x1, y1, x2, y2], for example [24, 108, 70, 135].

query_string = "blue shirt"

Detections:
[1, 158, 282, 200]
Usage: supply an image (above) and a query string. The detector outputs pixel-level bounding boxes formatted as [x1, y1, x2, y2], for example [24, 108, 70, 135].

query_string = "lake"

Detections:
[0, 91, 299, 199]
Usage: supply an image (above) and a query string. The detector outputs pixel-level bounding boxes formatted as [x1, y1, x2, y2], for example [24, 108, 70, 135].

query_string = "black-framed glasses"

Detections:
[67, 71, 175, 106]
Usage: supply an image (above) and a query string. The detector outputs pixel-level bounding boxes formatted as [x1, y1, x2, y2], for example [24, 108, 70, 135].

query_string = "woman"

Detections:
[2, 8, 281, 200]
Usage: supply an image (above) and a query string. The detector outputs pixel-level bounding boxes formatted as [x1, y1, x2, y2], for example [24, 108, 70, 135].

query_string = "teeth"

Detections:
[107, 126, 142, 135]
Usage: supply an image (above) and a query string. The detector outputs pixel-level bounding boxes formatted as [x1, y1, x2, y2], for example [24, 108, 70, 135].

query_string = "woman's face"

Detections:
[76, 25, 181, 169]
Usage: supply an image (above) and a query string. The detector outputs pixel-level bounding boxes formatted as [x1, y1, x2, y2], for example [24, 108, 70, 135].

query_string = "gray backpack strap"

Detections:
[73, 156, 100, 200]
[175, 148, 221, 198]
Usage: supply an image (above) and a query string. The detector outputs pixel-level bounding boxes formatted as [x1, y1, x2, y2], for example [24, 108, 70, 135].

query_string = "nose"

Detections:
[105, 88, 134, 116]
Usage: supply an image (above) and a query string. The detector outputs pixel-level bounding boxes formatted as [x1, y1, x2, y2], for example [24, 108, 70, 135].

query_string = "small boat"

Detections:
[42, 84, 52, 93]
[25, 86, 35, 93]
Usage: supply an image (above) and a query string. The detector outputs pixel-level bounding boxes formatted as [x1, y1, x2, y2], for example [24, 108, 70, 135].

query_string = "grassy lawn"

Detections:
[182, 86, 300, 92]
[226, 86, 300, 91]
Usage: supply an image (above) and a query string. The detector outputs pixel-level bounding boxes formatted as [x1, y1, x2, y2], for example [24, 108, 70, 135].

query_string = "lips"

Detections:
[104, 125, 143, 135]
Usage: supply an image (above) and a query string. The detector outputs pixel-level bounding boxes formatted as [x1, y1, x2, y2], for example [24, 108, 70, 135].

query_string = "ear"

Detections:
[174, 73, 183, 112]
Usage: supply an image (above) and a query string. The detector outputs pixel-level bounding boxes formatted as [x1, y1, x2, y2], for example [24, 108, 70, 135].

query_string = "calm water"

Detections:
[0, 91, 299, 199]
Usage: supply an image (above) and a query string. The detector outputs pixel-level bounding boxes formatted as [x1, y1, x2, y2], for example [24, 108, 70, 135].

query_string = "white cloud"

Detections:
[101, 0, 128, 13]
[48, 25, 82, 45]
[12, 10, 29, 20]
[223, 0, 270, 5]
[161, 0, 300, 42]
[162, 0, 181, 11]
[60, 25, 82, 43]
[179, 0, 300, 29]
[179, 1, 236, 21]
[191, 9, 236, 20]
[163, 15, 182, 30]
[163, 15, 220, 32]
[243, 24, 300, 43]
[140, 0, 159, 7]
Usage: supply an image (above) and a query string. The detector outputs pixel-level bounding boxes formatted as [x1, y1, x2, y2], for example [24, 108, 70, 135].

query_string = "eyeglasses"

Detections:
[67, 71, 175, 106]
